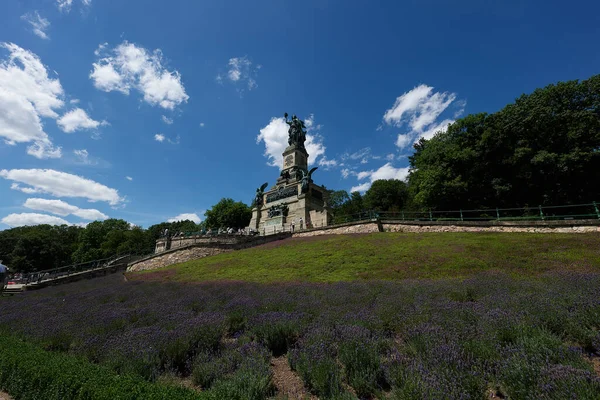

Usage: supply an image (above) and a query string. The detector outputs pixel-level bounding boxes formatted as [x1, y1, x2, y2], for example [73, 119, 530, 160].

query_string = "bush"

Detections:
[338, 340, 384, 397]
[0, 334, 202, 400]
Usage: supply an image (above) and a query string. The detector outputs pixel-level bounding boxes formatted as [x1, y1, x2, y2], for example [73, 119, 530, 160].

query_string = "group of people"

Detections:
[290, 217, 304, 232]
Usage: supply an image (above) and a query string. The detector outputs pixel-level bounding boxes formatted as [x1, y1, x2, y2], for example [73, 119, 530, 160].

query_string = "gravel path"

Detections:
[271, 356, 316, 400]
[0, 391, 12, 400]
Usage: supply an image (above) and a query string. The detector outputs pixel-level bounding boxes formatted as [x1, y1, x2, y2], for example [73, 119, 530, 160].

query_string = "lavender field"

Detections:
[1, 270, 600, 399]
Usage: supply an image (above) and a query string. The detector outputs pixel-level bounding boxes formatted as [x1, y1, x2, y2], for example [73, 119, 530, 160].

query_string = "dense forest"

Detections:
[1, 75, 598, 272]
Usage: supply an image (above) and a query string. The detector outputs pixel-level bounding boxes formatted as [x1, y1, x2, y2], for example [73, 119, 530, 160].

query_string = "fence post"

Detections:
[594, 201, 600, 219]
[429, 210, 433, 221]
[539, 205, 545, 221]
[460, 209, 463, 222]
[496, 208, 500, 221]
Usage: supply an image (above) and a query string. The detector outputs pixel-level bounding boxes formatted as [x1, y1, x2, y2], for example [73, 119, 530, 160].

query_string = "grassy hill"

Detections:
[131, 232, 600, 283]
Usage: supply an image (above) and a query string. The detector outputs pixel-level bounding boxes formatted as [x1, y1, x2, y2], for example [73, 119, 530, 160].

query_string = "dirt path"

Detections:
[0, 391, 13, 400]
[271, 356, 316, 400]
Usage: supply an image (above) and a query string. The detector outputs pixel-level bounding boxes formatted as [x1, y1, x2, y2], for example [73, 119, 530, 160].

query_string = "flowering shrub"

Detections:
[1, 271, 600, 398]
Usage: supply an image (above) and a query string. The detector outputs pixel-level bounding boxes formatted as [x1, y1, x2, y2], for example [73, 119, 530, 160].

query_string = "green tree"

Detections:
[409, 74, 600, 210]
[0, 225, 81, 273]
[204, 198, 252, 229]
[363, 179, 409, 212]
[72, 219, 131, 262]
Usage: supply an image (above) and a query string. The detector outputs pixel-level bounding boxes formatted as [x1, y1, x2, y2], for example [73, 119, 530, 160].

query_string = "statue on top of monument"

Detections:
[284, 113, 307, 148]
[254, 182, 269, 207]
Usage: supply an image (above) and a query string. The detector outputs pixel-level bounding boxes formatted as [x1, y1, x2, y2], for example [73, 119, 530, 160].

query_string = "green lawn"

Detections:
[131, 232, 600, 283]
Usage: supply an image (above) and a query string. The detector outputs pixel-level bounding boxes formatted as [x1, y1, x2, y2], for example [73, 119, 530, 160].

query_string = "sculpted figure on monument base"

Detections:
[254, 182, 269, 207]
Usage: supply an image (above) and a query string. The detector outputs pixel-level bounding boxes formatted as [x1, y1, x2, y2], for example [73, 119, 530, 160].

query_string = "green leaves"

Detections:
[409, 74, 600, 210]
[203, 198, 251, 229]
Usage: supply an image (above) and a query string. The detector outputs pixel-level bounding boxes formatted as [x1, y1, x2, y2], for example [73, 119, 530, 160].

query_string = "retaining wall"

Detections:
[128, 232, 291, 272]
[291, 218, 600, 237]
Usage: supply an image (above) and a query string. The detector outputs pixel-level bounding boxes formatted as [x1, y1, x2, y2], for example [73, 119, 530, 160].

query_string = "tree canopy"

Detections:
[409, 75, 600, 210]
[204, 198, 252, 229]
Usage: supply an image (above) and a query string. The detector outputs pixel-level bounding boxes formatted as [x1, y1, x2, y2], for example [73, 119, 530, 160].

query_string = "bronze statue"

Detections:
[254, 182, 268, 207]
[284, 112, 307, 148]
[295, 166, 318, 193]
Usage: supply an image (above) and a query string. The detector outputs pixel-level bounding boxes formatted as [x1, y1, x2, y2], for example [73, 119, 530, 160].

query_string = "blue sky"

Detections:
[0, 0, 599, 229]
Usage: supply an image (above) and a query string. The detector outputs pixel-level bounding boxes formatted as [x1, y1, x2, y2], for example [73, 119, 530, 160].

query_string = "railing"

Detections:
[334, 202, 600, 223]
[19, 253, 130, 285]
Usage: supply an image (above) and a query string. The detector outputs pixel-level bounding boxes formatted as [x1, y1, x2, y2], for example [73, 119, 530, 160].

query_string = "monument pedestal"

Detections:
[248, 113, 332, 234]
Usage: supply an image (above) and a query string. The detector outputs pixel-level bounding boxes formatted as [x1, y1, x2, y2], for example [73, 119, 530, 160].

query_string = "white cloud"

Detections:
[91, 41, 189, 110]
[1, 213, 71, 227]
[0, 169, 123, 206]
[57, 108, 106, 133]
[70, 98, 80, 104]
[56, 0, 91, 13]
[341, 168, 354, 179]
[73, 149, 96, 165]
[349, 182, 372, 193]
[318, 157, 338, 168]
[154, 133, 165, 142]
[0, 42, 65, 158]
[161, 115, 173, 124]
[21, 12, 50, 40]
[420, 118, 454, 141]
[395, 133, 413, 148]
[256, 115, 329, 168]
[386, 153, 395, 161]
[350, 162, 410, 192]
[383, 84, 460, 149]
[125, 176, 133, 181]
[219, 56, 259, 92]
[24, 198, 108, 220]
[167, 213, 201, 224]
[199, 122, 205, 128]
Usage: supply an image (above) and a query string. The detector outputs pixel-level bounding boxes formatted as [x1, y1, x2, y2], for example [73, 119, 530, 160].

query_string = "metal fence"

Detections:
[334, 202, 600, 223]
[15, 253, 130, 285]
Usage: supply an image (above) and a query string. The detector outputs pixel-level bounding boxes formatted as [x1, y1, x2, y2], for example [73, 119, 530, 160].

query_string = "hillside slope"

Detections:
[130, 232, 600, 283]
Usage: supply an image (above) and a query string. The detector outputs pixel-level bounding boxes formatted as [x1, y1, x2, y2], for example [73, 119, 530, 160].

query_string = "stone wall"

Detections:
[381, 220, 600, 233]
[130, 232, 291, 272]
[291, 218, 600, 237]
[292, 220, 381, 237]
[128, 246, 231, 272]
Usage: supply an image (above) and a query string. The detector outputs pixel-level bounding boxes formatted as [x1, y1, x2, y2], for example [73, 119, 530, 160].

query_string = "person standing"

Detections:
[299, 217, 304, 230]
[0, 260, 8, 294]
[291, 219, 296, 232]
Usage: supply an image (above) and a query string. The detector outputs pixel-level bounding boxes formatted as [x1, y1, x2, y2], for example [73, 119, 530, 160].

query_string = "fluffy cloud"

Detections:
[0, 43, 101, 158]
[21, 11, 50, 40]
[0, 169, 123, 206]
[0, 90, 61, 159]
[154, 133, 165, 142]
[125, 176, 133, 181]
[256, 115, 329, 168]
[161, 115, 173, 125]
[350, 162, 410, 192]
[0, 43, 64, 158]
[167, 213, 201, 224]
[218, 56, 259, 92]
[1, 213, 71, 227]
[56, 0, 91, 13]
[90, 41, 189, 110]
[57, 108, 106, 133]
[24, 198, 108, 220]
[72, 149, 99, 166]
[384, 84, 461, 149]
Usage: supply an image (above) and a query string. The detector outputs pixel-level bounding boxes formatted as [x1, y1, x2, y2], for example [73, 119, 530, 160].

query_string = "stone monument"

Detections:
[248, 113, 332, 232]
